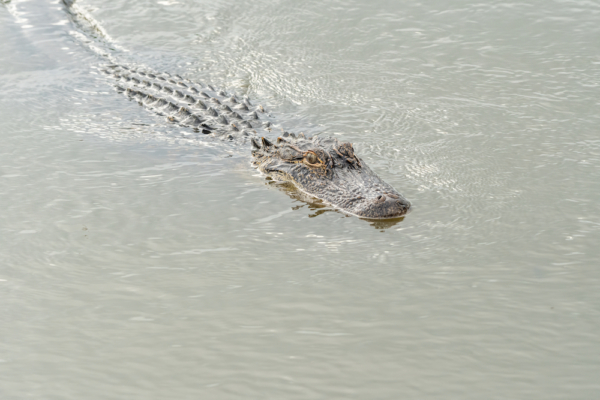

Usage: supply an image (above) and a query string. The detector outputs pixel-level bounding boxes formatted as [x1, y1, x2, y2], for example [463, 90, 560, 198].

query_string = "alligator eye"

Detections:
[305, 152, 319, 165]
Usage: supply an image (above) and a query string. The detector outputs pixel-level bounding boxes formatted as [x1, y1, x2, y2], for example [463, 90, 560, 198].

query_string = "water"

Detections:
[1, 0, 600, 398]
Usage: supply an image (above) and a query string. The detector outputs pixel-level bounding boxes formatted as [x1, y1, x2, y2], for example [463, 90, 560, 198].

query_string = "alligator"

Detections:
[62, 0, 411, 219]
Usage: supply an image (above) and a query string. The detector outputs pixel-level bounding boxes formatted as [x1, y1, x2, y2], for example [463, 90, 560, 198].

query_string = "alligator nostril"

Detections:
[374, 194, 387, 204]
[400, 199, 411, 210]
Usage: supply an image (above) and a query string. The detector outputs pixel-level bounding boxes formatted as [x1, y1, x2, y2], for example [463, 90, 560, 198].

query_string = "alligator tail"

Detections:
[61, 0, 125, 60]
[61, 0, 273, 141]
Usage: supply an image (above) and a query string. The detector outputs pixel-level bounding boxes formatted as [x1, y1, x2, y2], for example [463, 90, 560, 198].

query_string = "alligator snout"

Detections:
[357, 193, 411, 219]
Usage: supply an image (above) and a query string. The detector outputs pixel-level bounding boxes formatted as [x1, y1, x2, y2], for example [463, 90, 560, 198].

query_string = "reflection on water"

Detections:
[365, 216, 405, 230]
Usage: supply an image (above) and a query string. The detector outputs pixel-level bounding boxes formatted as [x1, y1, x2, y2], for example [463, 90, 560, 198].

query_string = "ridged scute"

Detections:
[102, 63, 274, 141]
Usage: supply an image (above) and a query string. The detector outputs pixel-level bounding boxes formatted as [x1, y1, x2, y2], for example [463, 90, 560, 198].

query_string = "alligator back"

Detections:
[100, 64, 272, 144]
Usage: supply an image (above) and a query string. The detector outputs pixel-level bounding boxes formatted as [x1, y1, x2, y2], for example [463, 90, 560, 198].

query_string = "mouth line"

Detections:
[344, 209, 410, 220]
[356, 210, 410, 219]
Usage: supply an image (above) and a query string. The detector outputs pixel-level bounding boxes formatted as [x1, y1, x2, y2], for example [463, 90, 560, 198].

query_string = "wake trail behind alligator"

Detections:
[59, 0, 286, 149]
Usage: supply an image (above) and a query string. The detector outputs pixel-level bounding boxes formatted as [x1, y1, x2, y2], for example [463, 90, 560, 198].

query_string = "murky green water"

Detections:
[1, 0, 600, 398]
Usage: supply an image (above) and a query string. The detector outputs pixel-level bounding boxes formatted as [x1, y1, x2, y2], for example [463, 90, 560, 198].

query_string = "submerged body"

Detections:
[63, 1, 411, 219]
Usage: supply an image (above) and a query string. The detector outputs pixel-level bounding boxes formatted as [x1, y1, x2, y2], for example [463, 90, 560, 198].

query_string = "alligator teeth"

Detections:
[251, 137, 261, 149]
[261, 137, 273, 147]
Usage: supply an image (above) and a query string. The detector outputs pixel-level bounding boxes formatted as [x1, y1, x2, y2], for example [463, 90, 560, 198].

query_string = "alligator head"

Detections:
[251, 133, 411, 219]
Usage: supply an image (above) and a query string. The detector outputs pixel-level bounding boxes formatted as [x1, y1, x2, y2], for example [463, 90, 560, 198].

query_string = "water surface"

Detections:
[1, 0, 600, 398]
